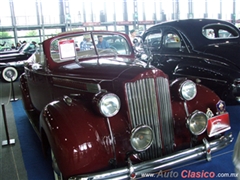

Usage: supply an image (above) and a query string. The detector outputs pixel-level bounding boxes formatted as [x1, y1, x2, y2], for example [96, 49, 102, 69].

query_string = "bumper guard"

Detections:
[70, 133, 233, 180]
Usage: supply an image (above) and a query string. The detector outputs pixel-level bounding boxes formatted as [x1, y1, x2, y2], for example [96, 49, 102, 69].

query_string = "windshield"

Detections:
[50, 33, 132, 63]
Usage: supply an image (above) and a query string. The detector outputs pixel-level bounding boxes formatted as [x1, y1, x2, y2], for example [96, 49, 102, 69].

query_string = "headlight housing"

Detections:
[233, 78, 240, 87]
[130, 125, 153, 152]
[93, 92, 121, 117]
[179, 80, 197, 101]
[187, 110, 208, 136]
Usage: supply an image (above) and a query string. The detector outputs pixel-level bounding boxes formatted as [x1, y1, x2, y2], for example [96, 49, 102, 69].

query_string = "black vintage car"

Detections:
[138, 18, 240, 105]
[0, 43, 37, 82]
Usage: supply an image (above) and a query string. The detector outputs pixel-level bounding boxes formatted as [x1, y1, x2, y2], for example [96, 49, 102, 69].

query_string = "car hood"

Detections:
[52, 57, 151, 81]
[0, 53, 32, 63]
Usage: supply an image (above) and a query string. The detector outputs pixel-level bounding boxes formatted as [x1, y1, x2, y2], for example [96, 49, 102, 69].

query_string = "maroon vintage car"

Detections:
[20, 30, 232, 179]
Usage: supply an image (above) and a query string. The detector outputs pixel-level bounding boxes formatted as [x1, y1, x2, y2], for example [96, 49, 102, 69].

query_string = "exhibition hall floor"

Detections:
[0, 80, 28, 180]
[0, 80, 239, 180]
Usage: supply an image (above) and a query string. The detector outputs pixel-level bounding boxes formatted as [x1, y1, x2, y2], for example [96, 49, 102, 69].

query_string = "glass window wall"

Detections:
[0, 0, 239, 43]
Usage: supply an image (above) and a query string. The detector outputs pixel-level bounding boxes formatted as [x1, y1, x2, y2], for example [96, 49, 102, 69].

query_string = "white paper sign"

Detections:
[59, 39, 76, 59]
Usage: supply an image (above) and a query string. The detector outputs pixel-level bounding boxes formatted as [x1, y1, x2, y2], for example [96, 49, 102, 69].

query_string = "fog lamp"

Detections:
[187, 110, 208, 135]
[130, 125, 153, 152]
[179, 80, 197, 101]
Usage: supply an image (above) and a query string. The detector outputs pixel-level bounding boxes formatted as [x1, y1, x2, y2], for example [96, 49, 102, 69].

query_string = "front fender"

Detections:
[40, 98, 116, 178]
[171, 78, 221, 113]
[170, 78, 222, 147]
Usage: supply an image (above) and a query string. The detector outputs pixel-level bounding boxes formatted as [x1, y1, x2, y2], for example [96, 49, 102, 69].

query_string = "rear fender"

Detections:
[19, 73, 35, 111]
[40, 98, 116, 177]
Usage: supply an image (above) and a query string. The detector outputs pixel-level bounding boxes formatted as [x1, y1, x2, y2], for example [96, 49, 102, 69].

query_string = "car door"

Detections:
[145, 28, 191, 80]
[25, 52, 53, 111]
[146, 28, 229, 86]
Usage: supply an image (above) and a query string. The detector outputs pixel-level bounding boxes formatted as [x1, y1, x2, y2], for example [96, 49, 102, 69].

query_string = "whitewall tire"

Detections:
[1, 67, 18, 82]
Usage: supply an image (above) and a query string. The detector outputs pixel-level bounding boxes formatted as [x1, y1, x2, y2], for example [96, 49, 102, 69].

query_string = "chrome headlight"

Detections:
[233, 78, 240, 87]
[130, 125, 153, 152]
[95, 92, 121, 117]
[179, 80, 197, 101]
[187, 110, 208, 136]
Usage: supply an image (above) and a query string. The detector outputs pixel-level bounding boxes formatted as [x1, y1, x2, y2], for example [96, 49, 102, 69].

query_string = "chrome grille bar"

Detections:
[156, 77, 174, 154]
[125, 77, 174, 160]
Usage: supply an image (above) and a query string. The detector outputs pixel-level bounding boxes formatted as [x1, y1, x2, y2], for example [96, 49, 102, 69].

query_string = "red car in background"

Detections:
[20, 30, 232, 179]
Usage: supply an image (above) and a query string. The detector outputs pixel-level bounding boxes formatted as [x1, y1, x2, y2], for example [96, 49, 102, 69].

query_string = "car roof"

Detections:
[147, 19, 240, 48]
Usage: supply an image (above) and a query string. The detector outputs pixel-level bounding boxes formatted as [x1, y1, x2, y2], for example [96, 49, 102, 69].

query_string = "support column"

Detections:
[176, 0, 180, 20]
[188, 0, 194, 19]
[232, 0, 236, 24]
[172, 0, 180, 20]
[153, 1, 157, 24]
[82, 1, 87, 31]
[204, 0, 208, 18]
[160, 1, 166, 22]
[59, 0, 66, 32]
[9, 0, 18, 44]
[36, 0, 42, 43]
[123, 0, 129, 34]
[64, 0, 72, 31]
[218, 0, 222, 19]
[39, 1, 45, 40]
[113, 1, 117, 31]
[133, 0, 138, 29]
[142, 1, 146, 30]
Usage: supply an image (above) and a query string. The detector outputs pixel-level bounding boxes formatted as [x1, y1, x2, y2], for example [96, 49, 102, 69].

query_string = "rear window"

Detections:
[202, 24, 239, 39]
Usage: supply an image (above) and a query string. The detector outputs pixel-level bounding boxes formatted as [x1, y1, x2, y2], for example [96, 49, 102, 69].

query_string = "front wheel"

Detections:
[1, 66, 18, 82]
[51, 149, 63, 180]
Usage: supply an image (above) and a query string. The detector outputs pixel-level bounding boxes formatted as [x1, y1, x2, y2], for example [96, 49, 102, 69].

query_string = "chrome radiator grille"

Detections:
[125, 77, 174, 160]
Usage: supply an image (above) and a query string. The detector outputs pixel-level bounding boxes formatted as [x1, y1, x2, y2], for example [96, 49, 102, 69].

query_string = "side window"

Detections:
[219, 30, 232, 38]
[202, 24, 239, 39]
[203, 29, 215, 38]
[163, 33, 181, 48]
[144, 33, 162, 50]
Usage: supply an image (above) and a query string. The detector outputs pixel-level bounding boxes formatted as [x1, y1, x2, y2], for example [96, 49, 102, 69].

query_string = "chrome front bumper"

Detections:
[70, 133, 233, 180]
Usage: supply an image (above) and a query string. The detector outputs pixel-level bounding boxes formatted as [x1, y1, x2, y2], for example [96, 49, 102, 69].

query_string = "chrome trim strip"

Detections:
[106, 117, 117, 163]
[156, 77, 174, 154]
[172, 74, 228, 84]
[52, 77, 101, 93]
[184, 101, 189, 116]
[70, 133, 233, 180]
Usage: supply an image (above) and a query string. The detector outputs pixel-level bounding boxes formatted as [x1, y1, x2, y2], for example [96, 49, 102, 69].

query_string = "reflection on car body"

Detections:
[20, 30, 232, 180]
[138, 18, 240, 105]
